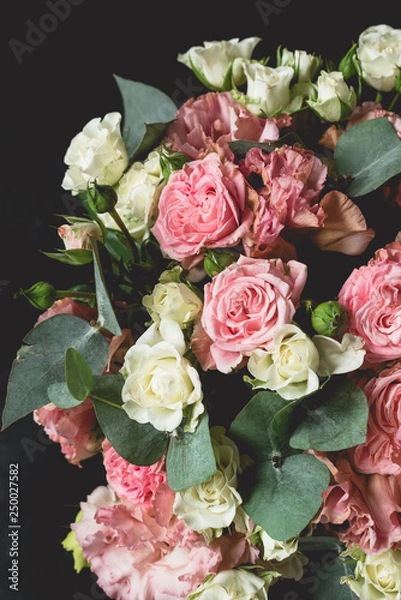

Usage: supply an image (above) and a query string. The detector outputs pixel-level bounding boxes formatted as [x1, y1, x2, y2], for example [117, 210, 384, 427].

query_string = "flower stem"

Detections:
[108, 207, 138, 257]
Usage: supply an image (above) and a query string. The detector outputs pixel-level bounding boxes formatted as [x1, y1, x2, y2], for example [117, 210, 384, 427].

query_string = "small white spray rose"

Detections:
[177, 37, 261, 90]
[62, 112, 128, 194]
[121, 321, 203, 433]
[238, 62, 294, 117]
[280, 48, 322, 83]
[98, 150, 163, 243]
[357, 24, 401, 92]
[187, 568, 270, 600]
[173, 426, 243, 533]
[341, 546, 401, 599]
[307, 71, 357, 122]
[142, 280, 203, 329]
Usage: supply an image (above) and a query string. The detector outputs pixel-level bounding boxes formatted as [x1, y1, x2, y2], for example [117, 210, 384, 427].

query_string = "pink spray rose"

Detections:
[192, 254, 307, 373]
[337, 240, 401, 366]
[315, 452, 401, 555]
[73, 482, 259, 600]
[350, 362, 401, 476]
[151, 152, 253, 267]
[164, 91, 290, 161]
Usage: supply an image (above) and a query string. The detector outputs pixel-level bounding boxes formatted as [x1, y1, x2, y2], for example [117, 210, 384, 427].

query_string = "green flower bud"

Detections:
[338, 43, 358, 80]
[86, 182, 117, 214]
[311, 300, 348, 337]
[15, 281, 57, 310]
[204, 249, 237, 277]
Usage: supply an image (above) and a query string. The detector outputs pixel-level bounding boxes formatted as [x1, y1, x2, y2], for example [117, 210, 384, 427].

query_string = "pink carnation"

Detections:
[337, 241, 401, 366]
[164, 91, 290, 161]
[192, 254, 307, 373]
[102, 439, 168, 511]
[73, 484, 259, 600]
[239, 145, 327, 230]
[350, 362, 401, 476]
[34, 398, 103, 466]
[151, 152, 253, 267]
[315, 452, 401, 555]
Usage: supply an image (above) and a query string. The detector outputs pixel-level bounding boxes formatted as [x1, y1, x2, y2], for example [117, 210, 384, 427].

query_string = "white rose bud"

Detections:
[98, 150, 163, 243]
[357, 24, 401, 92]
[173, 426, 243, 533]
[142, 280, 202, 329]
[341, 547, 401, 598]
[177, 37, 261, 90]
[246, 324, 320, 401]
[235, 62, 294, 117]
[188, 569, 270, 600]
[280, 48, 322, 83]
[307, 71, 357, 122]
[62, 112, 128, 194]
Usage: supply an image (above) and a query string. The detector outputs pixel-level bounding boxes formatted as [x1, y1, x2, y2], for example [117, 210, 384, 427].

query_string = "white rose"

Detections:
[188, 569, 269, 600]
[142, 280, 202, 329]
[246, 324, 320, 400]
[237, 62, 294, 117]
[173, 426, 243, 532]
[98, 150, 163, 243]
[313, 333, 365, 376]
[357, 24, 401, 92]
[177, 37, 261, 90]
[258, 527, 299, 562]
[280, 48, 321, 83]
[307, 71, 357, 122]
[341, 547, 401, 599]
[61, 112, 128, 194]
[121, 338, 204, 433]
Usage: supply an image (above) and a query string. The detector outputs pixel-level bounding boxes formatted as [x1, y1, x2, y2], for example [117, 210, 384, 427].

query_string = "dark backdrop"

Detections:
[1, 2, 398, 599]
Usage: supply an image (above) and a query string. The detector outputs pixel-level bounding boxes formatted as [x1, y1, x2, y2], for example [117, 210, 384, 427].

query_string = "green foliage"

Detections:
[2, 314, 109, 429]
[65, 347, 95, 402]
[334, 117, 401, 197]
[113, 75, 177, 159]
[166, 411, 216, 491]
[229, 392, 330, 541]
[290, 378, 368, 452]
[314, 555, 358, 600]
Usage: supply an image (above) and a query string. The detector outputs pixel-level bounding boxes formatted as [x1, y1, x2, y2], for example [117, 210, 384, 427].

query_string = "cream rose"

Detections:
[173, 426, 243, 533]
[98, 150, 163, 243]
[142, 280, 203, 329]
[341, 547, 401, 599]
[247, 324, 320, 400]
[307, 71, 357, 122]
[177, 37, 261, 90]
[280, 48, 321, 83]
[61, 112, 128, 194]
[357, 24, 401, 92]
[188, 568, 269, 600]
[237, 62, 294, 117]
[121, 324, 204, 432]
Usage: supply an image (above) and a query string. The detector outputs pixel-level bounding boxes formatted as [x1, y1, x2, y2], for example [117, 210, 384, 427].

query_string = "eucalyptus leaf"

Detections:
[289, 379, 368, 452]
[65, 347, 94, 401]
[47, 382, 83, 408]
[40, 249, 93, 266]
[2, 314, 109, 428]
[91, 238, 122, 337]
[334, 117, 401, 197]
[229, 391, 330, 540]
[90, 374, 168, 465]
[114, 74, 177, 159]
[314, 555, 357, 600]
[166, 411, 216, 491]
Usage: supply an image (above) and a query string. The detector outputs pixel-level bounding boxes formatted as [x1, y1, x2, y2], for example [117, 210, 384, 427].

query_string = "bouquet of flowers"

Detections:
[3, 22, 401, 599]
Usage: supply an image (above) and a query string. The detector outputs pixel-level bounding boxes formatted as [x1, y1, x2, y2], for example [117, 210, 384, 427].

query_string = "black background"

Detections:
[1, 2, 399, 599]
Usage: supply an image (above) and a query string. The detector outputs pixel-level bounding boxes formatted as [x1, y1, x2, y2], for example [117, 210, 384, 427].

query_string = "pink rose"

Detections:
[192, 254, 307, 373]
[315, 452, 401, 555]
[240, 145, 327, 230]
[73, 483, 259, 600]
[351, 362, 401, 476]
[164, 91, 290, 161]
[151, 153, 253, 267]
[34, 398, 103, 466]
[102, 439, 168, 511]
[337, 241, 401, 366]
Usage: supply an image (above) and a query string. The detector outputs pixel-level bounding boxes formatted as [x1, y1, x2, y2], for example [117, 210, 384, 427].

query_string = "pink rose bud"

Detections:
[58, 222, 103, 250]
